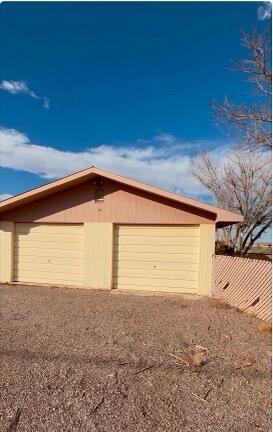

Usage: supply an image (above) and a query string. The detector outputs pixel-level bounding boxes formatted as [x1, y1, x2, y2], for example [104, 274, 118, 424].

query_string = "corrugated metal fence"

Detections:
[212, 255, 272, 322]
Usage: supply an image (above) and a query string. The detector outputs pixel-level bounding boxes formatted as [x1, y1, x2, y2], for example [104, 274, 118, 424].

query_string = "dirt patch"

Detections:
[0, 285, 271, 431]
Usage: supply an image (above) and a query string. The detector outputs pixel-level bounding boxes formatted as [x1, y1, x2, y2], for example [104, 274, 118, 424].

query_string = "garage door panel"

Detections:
[116, 226, 200, 237]
[15, 240, 83, 250]
[14, 247, 83, 258]
[15, 223, 83, 235]
[114, 276, 197, 289]
[14, 255, 83, 266]
[116, 285, 197, 294]
[116, 244, 199, 254]
[14, 270, 82, 283]
[14, 223, 83, 287]
[114, 260, 199, 272]
[15, 233, 83, 243]
[15, 262, 83, 274]
[117, 252, 199, 264]
[114, 236, 199, 246]
[116, 268, 198, 280]
[114, 225, 200, 293]
[13, 276, 83, 286]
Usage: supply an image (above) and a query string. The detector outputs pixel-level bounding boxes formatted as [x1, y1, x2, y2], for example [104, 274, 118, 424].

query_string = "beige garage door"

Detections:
[113, 225, 200, 294]
[14, 223, 84, 286]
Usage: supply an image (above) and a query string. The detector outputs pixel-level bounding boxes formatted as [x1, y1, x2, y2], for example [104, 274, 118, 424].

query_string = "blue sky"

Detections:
[0, 2, 271, 216]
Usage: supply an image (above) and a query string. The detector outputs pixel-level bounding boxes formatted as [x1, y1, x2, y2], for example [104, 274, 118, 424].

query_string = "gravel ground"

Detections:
[0, 284, 271, 432]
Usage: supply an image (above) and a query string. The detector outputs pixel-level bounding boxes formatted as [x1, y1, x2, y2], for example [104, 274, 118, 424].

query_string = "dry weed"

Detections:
[256, 322, 272, 336]
[171, 347, 208, 368]
[188, 351, 206, 367]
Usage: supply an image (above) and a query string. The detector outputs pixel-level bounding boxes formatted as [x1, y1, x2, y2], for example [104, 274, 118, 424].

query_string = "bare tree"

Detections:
[212, 30, 272, 150]
[192, 150, 271, 255]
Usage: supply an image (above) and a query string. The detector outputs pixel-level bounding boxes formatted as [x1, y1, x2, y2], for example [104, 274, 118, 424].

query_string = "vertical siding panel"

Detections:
[0, 221, 14, 282]
[83, 223, 113, 289]
[198, 224, 215, 296]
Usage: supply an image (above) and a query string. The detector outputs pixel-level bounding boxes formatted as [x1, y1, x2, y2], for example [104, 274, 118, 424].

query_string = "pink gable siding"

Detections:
[0, 179, 215, 224]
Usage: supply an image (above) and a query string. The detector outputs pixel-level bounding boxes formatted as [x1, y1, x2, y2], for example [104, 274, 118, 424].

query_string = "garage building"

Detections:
[0, 166, 243, 295]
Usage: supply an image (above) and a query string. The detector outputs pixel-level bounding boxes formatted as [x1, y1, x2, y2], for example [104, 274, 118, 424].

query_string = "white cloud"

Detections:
[154, 132, 177, 144]
[257, 2, 272, 20]
[0, 80, 39, 98]
[0, 127, 216, 198]
[43, 97, 50, 109]
[0, 193, 13, 201]
[0, 80, 50, 109]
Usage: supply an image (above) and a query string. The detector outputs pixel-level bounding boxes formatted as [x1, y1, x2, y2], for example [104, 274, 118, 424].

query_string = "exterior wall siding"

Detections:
[0, 179, 215, 225]
[198, 224, 215, 296]
[83, 223, 113, 289]
[0, 221, 14, 283]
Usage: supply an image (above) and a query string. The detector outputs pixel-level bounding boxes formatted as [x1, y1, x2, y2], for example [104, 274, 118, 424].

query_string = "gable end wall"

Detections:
[0, 179, 215, 224]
